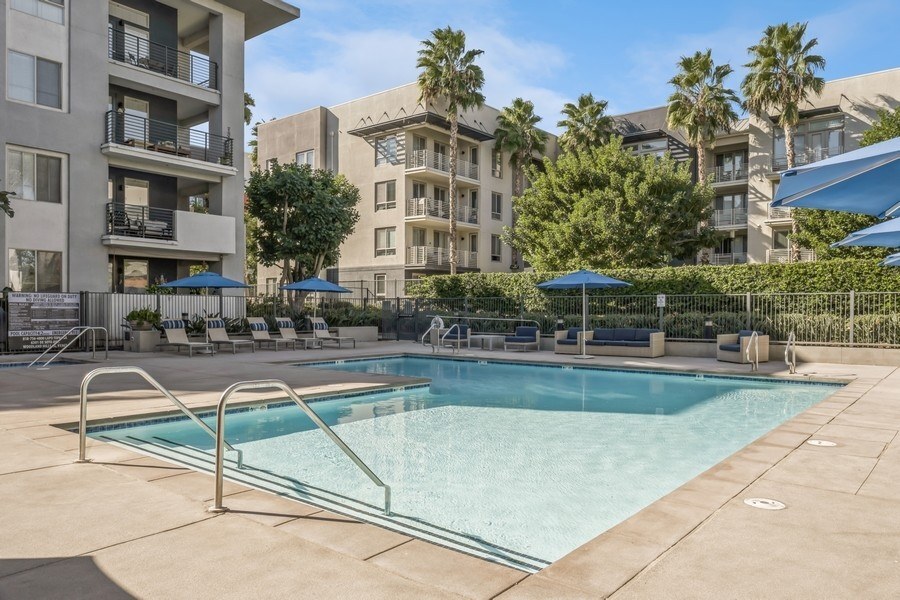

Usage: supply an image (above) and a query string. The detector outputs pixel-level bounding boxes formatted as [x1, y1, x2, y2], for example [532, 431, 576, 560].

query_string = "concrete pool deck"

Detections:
[0, 342, 897, 598]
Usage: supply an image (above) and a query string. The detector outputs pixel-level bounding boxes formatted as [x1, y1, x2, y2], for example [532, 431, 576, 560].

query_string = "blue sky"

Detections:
[245, 0, 899, 135]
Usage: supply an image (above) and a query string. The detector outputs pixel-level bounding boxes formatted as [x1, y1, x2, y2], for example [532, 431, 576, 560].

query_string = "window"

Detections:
[8, 249, 62, 292]
[7, 51, 61, 108]
[411, 227, 426, 247]
[265, 277, 277, 295]
[491, 192, 502, 220]
[374, 274, 386, 298]
[491, 235, 502, 262]
[375, 180, 396, 211]
[412, 181, 426, 199]
[188, 194, 209, 213]
[295, 149, 315, 166]
[11, 0, 64, 24]
[469, 234, 478, 253]
[715, 150, 747, 179]
[715, 193, 746, 211]
[124, 178, 149, 205]
[122, 259, 148, 293]
[375, 135, 397, 165]
[470, 147, 479, 165]
[624, 139, 667, 157]
[773, 116, 844, 169]
[375, 227, 396, 256]
[265, 158, 276, 172]
[773, 230, 790, 250]
[6, 148, 62, 203]
[491, 148, 503, 178]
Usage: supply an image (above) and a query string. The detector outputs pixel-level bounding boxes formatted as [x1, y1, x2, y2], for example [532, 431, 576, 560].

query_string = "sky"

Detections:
[244, 0, 900, 137]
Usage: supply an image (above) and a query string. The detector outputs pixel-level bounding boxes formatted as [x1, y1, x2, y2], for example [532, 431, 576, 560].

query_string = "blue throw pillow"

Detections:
[276, 319, 294, 329]
[249, 322, 268, 331]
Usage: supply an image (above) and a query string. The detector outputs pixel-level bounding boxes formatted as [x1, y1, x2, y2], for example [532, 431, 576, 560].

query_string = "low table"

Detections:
[470, 334, 506, 350]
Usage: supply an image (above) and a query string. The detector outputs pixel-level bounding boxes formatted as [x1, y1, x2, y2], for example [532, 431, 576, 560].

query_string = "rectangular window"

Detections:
[412, 227, 426, 247]
[6, 148, 62, 203]
[8, 249, 62, 292]
[7, 51, 61, 108]
[491, 235, 502, 262]
[375, 135, 397, 165]
[122, 259, 148, 293]
[374, 273, 386, 298]
[11, 0, 64, 24]
[375, 180, 396, 211]
[375, 227, 396, 256]
[265, 158, 276, 172]
[124, 178, 149, 205]
[469, 147, 479, 165]
[188, 194, 209, 213]
[491, 192, 502, 220]
[492, 148, 503, 178]
[265, 277, 277, 295]
[469, 234, 478, 253]
[295, 149, 315, 166]
[412, 181, 426, 199]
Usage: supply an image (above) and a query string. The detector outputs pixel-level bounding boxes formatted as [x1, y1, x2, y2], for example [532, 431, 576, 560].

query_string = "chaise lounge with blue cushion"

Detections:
[717, 330, 769, 364]
[440, 324, 470, 351]
[158, 319, 215, 357]
[505, 326, 540, 352]
[583, 327, 665, 358]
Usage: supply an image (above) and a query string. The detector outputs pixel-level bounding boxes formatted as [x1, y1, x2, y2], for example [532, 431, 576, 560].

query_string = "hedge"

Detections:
[405, 259, 900, 298]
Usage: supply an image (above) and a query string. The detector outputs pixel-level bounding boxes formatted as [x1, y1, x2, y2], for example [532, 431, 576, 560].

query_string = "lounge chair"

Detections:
[717, 330, 769, 364]
[554, 327, 583, 354]
[309, 317, 356, 348]
[277, 318, 322, 349]
[159, 319, 215, 357]
[247, 317, 297, 351]
[206, 318, 255, 354]
[440, 324, 470, 351]
[504, 326, 540, 352]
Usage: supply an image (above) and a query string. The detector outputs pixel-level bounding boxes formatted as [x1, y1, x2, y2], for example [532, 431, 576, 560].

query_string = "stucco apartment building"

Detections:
[255, 82, 559, 296]
[614, 67, 900, 265]
[1, 0, 298, 294]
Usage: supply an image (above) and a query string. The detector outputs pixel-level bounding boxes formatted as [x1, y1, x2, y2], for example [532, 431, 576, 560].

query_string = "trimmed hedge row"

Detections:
[405, 259, 900, 298]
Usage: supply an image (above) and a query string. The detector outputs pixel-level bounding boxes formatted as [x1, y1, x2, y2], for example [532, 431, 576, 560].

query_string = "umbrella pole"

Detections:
[575, 282, 593, 360]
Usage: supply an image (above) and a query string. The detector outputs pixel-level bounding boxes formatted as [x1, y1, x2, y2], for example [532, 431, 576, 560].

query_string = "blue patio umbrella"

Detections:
[771, 137, 900, 218]
[882, 253, 900, 267]
[537, 270, 631, 359]
[831, 218, 900, 249]
[280, 276, 351, 317]
[161, 271, 249, 344]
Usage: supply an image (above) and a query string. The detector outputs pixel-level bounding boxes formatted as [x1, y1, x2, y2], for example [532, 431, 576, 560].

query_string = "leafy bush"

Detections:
[125, 307, 161, 331]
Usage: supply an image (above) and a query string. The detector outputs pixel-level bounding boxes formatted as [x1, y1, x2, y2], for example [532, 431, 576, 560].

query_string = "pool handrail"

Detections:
[77, 366, 242, 466]
[746, 331, 760, 372]
[28, 326, 109, 368]
[209, 379, 392, 516]
[785, 331, 797, 374]
[427, 315, 542, 333]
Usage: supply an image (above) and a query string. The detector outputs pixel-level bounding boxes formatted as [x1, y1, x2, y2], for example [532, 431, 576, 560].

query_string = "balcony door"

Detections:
[124, 96, 150, 145]
[412, 227, 426, 247]
[124, 178, 149, 206]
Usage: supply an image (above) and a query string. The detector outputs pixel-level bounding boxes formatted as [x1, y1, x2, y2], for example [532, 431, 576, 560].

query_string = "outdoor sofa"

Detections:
[717, 330, 769, 364]
[554, 327, 584, 355]
[583, 327, 665, 358]
[504, 326, 540, 352]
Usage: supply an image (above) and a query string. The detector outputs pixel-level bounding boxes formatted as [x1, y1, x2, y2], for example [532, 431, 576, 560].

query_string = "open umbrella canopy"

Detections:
[537, 269, 631, 290]
[161, 271, 249, 289]
[831, 218, 900, 248]
[771, 137, 900, 218]
[882, 253, 900, 267]
[280, 276, 351, 293]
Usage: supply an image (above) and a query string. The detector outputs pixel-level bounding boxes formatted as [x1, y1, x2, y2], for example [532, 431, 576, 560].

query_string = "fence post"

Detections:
[658, 305, 664, 332]
[746, 292, 752, 330]
[849, 290, 855, 347]
[395, 296, 401, 342]
[519, 294, 525, 320]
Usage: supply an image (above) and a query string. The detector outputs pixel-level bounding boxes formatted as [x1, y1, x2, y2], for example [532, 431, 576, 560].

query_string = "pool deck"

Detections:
[1, 342, 898, 598]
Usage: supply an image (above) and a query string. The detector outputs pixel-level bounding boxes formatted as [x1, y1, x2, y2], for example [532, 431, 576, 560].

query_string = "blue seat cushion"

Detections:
[720, 343, 741, 352]
[506, 336, 537, 343]
[603, 340, 631, 347]
[249, 322, 268, 331]
[161, 319, 184, 330]
[207, 319, 225, 329]
[592, 328, 614, 340]
[584, 340, 606, 346]
[623, 341, 651, 347]
[513, 326, 538, 340]
[557, 339, 578, 346]
[566, 327, 581, 340]
[276, 319, 294, 329]
[613, 328, 637, 341]
[634, 329, 659, 342]
[738, 329, 755, 338]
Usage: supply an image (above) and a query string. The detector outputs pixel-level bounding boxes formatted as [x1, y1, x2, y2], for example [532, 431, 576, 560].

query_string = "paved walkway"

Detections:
[1, 342, 898, 598]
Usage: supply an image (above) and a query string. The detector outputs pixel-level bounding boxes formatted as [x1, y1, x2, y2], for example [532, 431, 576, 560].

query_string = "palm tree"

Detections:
[742, 22, 825, 260]
[666, 49, 739, 185]
[416, 27, 485, 274]
[494, 98, 547, 269]
[0, 181, 13, 218]
[557, 93, 615, 153]
[244, 92, 255, 126]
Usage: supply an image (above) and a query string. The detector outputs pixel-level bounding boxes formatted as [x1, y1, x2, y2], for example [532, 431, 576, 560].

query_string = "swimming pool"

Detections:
[89, 356, 837, 570]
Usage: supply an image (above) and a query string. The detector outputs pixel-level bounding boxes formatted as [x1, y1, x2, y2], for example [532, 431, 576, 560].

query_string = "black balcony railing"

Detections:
[106, 202, 174, 240]
[108, 27, 218, 90]
[105, 110, 234, 166]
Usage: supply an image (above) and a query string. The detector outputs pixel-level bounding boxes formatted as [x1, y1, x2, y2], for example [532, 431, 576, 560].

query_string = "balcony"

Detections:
[406, 246, 478, 269]
[103, 203, 236, 260]
[102, 111, 235, 181]
[772, 145, 843, 172]
[406, 150, 479, 183]
[108, 28, 217, 90]
[767, 249, 816, 264]
[767, 204, 793, 222]
[707, 166, 748, 186]
[711, 208, 747, 228]
[405, 197, 478, 229]
[707, 252, 747, 265]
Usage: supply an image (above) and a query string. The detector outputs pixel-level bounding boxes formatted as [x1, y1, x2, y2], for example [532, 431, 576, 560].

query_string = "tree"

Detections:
[494, 98, 547, 268]
[742, 22, 825, 260]
[245, 162, 360, 295]
[557, 93, 615, 153]
[666, 49, 739, 184]
[244, 92, 255, 126]
[510, 137, 717, 270]
[792, 106, 900, 259]
[416, 27, 485, 274]
[0, 181, 12, 218]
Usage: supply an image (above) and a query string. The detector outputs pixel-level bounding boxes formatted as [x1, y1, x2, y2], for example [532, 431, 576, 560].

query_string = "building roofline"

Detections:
[824, 66, 900, 85]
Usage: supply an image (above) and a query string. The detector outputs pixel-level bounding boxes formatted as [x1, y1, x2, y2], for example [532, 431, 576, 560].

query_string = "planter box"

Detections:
[334, 326, 378, 342]
[130, 330, 161, 353]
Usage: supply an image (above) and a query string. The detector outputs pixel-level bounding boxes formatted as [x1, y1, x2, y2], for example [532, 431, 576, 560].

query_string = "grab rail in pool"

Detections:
[209, 379, 392, 516]
[746, 331, 760, 372]
[785, 332, 797, 374]
[29, 326, 109, 368]
[76, 366, 243, 467]
[421, 316, 444, 352]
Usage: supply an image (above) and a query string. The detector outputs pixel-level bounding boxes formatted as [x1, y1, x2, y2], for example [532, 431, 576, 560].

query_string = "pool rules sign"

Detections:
[7, 293, 80, 352]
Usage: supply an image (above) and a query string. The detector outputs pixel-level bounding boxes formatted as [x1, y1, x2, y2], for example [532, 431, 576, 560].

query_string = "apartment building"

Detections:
[255, 82, 558, 296]
[1, 0, 298, 293]
[613, 67, 900, 265]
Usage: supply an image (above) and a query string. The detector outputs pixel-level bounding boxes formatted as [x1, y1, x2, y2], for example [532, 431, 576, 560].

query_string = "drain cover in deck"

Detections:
[744, 498, 786, 510]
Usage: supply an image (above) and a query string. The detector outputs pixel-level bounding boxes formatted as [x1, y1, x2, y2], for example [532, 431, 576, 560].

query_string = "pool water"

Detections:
[90, 356, 837, 568]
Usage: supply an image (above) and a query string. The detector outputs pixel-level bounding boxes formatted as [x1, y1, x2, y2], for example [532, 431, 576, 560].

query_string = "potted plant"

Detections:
[125, 307, 162, 352]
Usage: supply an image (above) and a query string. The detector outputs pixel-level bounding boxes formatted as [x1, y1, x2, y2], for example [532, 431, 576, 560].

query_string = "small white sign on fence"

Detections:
[656, 294, 667, 308]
